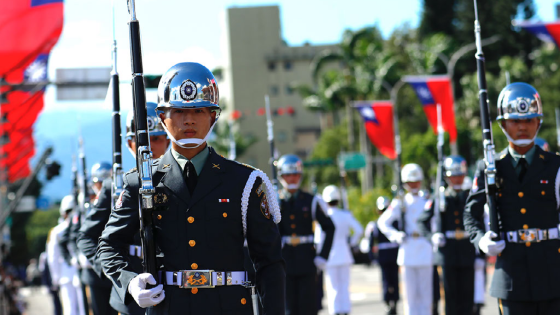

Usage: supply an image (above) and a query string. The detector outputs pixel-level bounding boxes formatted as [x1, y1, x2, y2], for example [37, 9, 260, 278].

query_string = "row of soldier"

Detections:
[43, 62, 559, 315]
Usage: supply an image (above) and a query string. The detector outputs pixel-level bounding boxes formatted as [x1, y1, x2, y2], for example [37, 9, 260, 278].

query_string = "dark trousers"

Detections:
[286, 273, 317, 315]
[50, 289, 63, 315]
[498, 297, 560, 315]
[442, 265, 474, 315]
[380, 263, 399, 302]
[89, 284, 117, 315]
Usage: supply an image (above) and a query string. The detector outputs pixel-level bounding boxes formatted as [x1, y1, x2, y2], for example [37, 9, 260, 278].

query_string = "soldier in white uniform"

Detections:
[47, 195, 86, 315]
[316, 185, 363, 315]
[378, 163, 433, 315]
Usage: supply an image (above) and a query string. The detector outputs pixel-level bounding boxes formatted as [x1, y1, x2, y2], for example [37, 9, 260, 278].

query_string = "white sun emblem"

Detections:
[360, 107, 376, 120]
[25, 59, 47, 82]
[417, 87, 432, 101]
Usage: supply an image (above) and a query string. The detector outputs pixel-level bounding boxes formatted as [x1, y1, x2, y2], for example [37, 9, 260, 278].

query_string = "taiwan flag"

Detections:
[0, 0, 64, 76]
[404, 75, 457, 143]
[354, 101, 396, 159]
[516, 21, 560, 46]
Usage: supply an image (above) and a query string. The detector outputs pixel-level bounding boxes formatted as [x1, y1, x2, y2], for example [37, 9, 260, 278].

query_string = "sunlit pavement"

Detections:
[21, 264, 500, 315]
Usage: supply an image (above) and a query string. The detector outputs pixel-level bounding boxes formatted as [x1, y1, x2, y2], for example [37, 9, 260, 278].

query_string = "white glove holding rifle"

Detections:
[128, 273, 165, 308]
[479, 231, 505, 256]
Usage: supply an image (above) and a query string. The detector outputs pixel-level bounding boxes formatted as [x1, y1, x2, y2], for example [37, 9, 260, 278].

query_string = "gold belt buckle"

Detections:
[411, 232, 420, 238]
[518, 229, 538, 243]
[180, 270, 215, 289]
[291, 237, 300, 246]
[455, 230, 465, 240]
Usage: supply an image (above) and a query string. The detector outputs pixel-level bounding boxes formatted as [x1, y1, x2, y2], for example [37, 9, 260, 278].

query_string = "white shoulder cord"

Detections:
[311, 194, 327, 222]
[241, 169, 282, 236]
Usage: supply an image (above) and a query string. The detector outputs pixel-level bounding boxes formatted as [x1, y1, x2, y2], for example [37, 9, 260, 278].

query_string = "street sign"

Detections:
[36, 197, 50, 210]
[338, 152, 366, 171]
[16, 196, 36, 212]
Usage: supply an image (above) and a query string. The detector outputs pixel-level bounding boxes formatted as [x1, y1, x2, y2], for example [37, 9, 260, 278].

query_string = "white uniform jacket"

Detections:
[316, 207, 364, 266]
[47, 219, 79, 286]
[377, 193, 432, 267]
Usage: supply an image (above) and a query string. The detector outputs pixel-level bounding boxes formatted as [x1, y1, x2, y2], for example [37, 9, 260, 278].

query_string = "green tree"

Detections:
[418, 0, 457, 40]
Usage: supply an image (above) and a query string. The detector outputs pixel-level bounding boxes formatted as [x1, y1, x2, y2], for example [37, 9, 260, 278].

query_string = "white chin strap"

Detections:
[279, 176, 302, 190]
[409, 188, 420, 194]
[500, 122, 541, 147]
[452, 185, 463, 190]
[161, 119, 217, 149]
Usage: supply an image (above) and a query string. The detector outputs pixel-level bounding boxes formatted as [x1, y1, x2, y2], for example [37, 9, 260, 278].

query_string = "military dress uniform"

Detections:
[464, 146, 560, 314]
[98, 147, 286, 315]
[77, 178, 143, 315]
[418, 186, 476, 315]
[279, 190, 335, 315]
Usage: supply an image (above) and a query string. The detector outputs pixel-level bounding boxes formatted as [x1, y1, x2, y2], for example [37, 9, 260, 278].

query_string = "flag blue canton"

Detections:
[356, 105, 379, 124]
[408, 82, 435, 106]
[24, 54, 49, 83]
[31, 0, 63, 6]
[522, 24, 555, 43]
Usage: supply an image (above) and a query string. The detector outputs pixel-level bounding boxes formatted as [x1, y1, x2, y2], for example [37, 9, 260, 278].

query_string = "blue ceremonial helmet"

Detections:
[277, 154, 304, 190]
[497, 82, 543, 120]
[443, 155, 467, 177]
[126, 102, 167, 139]
[91, 162, 112, 183]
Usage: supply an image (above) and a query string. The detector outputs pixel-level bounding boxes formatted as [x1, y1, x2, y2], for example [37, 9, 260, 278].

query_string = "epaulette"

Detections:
[125, 167, 137, 175]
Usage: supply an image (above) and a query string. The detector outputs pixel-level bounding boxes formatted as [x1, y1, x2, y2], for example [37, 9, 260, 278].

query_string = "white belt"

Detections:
[282, 235, 314, 246]
[161, 270, 247, 288]
[504, 225, 560, 243]
[445, 230, 470, 240]
[129, 245, 142, 258]
[378, 242, 399, 250]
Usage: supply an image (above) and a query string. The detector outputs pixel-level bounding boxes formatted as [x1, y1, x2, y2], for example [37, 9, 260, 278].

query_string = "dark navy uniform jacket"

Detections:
[98, 147, 286, 315]
[77, 178, 143, 314]
[464, 147, 560, 301]
[419, 187, 475, 267]
[278, 191, 335, 275]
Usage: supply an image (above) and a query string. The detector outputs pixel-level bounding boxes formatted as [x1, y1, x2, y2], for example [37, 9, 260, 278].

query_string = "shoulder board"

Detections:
[125, 167, 137, 175]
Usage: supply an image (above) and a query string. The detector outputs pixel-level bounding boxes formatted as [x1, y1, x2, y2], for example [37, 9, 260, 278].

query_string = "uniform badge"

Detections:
[255, 185, 263, 197]
[187, 272, 208, 286]
[180, 79, 197, 101]
[540, 154, 545, 160]
[163, 164, 171, 169]
[218, 199, 230, 203]
[72, 214, 79, 224]
[260, 193, 271, 219]
[540, 180, 549, 184]
[472, 176, 479, 193]
[154, 193, 168, 204]
[424, 200, 433, 210]
[212, 163, 220, 169]
[115, 192, 124, 209]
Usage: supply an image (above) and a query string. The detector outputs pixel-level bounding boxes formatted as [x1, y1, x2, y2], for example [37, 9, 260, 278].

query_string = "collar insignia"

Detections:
[540, 154, 545, 159]
[163, 164, 171, 169]
[212, 163, 220, 169]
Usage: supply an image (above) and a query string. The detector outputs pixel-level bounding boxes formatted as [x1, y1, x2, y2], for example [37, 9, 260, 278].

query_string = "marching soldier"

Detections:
[277, 154, 335, 315]
[464, 82, 560, 315]
[378, 163, 433, 315]
[316, 185, 363, 315]
[97, 62, 285, 314]
[364, 196, 400, 315]
[418, 155, 476, 315]
[77, 102, 170, 315]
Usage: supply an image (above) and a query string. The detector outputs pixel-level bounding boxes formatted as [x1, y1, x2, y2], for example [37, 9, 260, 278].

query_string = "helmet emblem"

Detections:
[180, 79, 198, 101]
[147, 116, 155, 131]
[517, 99, 529, 113]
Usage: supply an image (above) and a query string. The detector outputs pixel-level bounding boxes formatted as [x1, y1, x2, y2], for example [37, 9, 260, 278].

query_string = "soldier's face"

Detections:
[446, 175, 465, 189]
[501, 118, 540, 141]
[281, 173, 301, 185]
[127, 135, 170, 158]
[160, 108, 216, 141]
[404, 181, 421, 193]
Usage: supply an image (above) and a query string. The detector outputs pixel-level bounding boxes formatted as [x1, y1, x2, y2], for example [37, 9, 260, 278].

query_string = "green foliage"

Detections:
[347, 186, 392, 226]
[26, 208, 60, 261]
[209, 120, 257, 158]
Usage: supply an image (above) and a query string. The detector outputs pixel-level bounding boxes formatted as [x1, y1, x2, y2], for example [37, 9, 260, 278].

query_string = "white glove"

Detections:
[431, 233, 446, 247]
[70, 257, 79, 268]
[128, 273, 165, 308]
[474, 257, 485, 270]
[78, 254, 92, 269]
[478, 231, 505, 256]
[393, 231, 406, 244]
[314, 256, 327, 270]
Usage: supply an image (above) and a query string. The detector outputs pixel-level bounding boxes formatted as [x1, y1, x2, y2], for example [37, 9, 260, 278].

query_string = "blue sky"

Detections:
[33, 0, 560, 200]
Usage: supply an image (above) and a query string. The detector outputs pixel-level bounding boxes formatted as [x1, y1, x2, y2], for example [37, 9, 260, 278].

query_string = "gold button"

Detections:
[526, 242, 531, 247]
[499, 193, 502, 197]
[292, 233, 297, 237]
[557, 248, 560, 253]
[520, 208, 526, 214]
[191, 263, 198, 270]
[188, 216, 194, 223]
[223, 212, 228, 218]
[191, 288, 198, 294]
[157, 214, 162, 220]
[189, 240, 196, 247]
[454, 211, 459, 216]
[291, 224, 296, 229]
[518, 192, 524, 198]
[455, 219, 460, 224]
[290, 215, 295, 220]
[542, 191, 546, 196]
[523, 224, 529, 229]
[241, 298, 247, 305]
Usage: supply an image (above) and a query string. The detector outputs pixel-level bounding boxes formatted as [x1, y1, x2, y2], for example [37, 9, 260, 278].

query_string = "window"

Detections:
[277, 131, 287, 142]
[283, 61, 292, 70]
[285, 85, 294, 95]
[268, 62, 276, 71]
[270, 85, 279, 96]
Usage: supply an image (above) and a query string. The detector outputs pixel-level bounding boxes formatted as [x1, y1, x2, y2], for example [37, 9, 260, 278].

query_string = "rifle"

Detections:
[264, 95, 279, 197]
[110, 6, 123, 207]
[78, 133, 89, 214]
[433, 104, 446, 234]
[473, 0, 500, 237]
[126, 0, 158, 282]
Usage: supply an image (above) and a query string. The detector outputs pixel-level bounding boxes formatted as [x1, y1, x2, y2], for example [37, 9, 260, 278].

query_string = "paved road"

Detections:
[21, 264, 499, 315]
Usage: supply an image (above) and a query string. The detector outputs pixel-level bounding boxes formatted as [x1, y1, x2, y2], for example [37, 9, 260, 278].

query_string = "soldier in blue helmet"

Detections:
[418, 155, 476, 315]
[276, 154, 335, 315]
[97, 62, 285, 314]
[464, 82, 560, 315]
[77, 102, 170, 315]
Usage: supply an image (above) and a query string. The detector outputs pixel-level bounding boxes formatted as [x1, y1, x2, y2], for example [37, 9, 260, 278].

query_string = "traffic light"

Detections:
[144, 75, 162, 89]
[45, 160, 61, 180]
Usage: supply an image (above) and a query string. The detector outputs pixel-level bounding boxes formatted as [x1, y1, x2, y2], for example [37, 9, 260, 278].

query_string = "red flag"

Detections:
[404, 75, 457, 143]
[0, 0, 63, 77]
[516, 21, 560, 47]
[355, 101, 396, 159]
